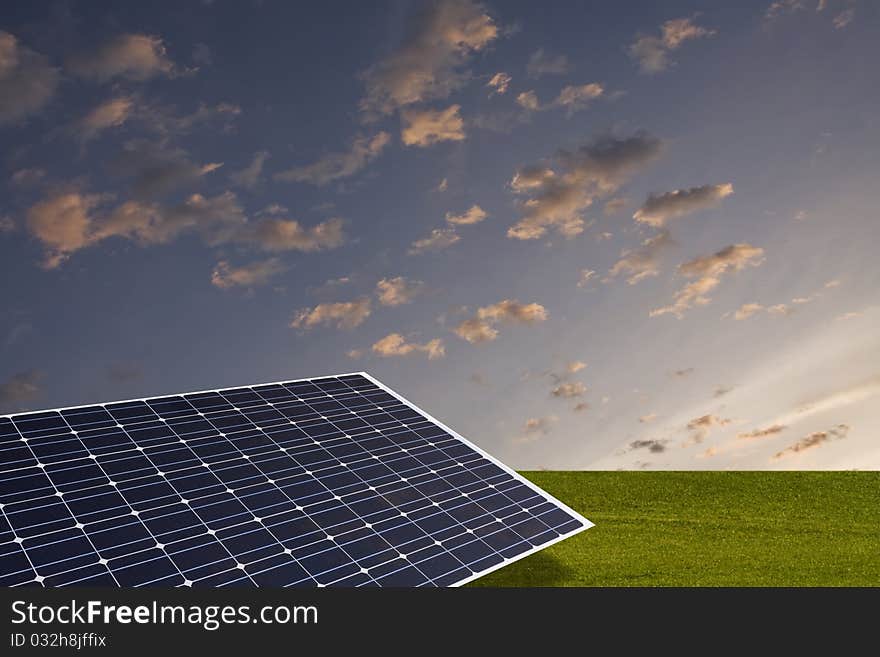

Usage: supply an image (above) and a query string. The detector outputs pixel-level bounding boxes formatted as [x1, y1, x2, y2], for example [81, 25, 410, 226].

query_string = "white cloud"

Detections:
[487, 72, 511, 95]
[526, 49, 568, 78]
[734, 302, 765, 320]
[607, 230, 671, 284]
[633, 183, 734, 226]
[375, 276, 425, 306]
[211, 258, 286, 289]
[78, 96, 134, 141]
[551, 381, 587, 398]
[651, 244, 765, 318]
[230, 151, 270, 189]
[508, 131, 663, 240]
[446, 204, 487, 226]
[401, 105, 465, 147]
[566, 361, 587, 374]
[577, 269, 597, 288]
[516, 415, 558, 442]
[10, 168, 46, 187]
[628, 17, 716, 73]
[359, 0, 498, 116]
[554, 83, 604, 116]
[453, 299, 548, 343]
[408, 227, 461, 255]
[515, 90, 540, 112]
[0, 31, 59, 124]
[290, 298, 371, 330]
[372, 333, 445, 360]
[69, 33, 177, 81]
[26, 189, 344, 267]
[275, 133, 390, 185]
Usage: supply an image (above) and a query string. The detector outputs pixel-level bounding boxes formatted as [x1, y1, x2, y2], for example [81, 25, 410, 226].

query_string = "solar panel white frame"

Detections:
[0, 372, 593, 587]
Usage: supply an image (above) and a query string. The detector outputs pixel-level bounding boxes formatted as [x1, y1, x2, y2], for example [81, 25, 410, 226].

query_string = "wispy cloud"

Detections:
[408, 227, 461, 255]
[359, 0, 498, 116]
[77, 96, 134, 141]
[526, 48, 568, 78]
[68, 33, 178, 81]
[372, 333, 445, 360]
[0, 31, 59, 124]
[633, 183, 734, 227]
[211, 258, 286, 289]
[607, 230, 671, 284]
[401, 105, 465, 147]
[486, 72, 511, 95]
[684, 414, 732, 445]
[515, 415, 558, 442]
[290, 298, 372, 330]
[508, 131, 664, 240]
[230, 151, 270, 189]
[651, 244, 765, 318]
[772, 424, 849, 460]
[629, 17, 716, 73]
[275, 133, 389, 185]
[453, 299, 548, 343]
[446, 205, 487, 226]
[375, 277, 425, 306]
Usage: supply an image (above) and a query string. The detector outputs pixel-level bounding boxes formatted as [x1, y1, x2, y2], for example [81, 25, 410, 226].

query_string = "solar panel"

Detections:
[0, 372, 591, 587]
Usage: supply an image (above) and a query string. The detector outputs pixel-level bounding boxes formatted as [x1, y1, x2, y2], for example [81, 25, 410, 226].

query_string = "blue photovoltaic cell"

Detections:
[0, 373, 591, 587]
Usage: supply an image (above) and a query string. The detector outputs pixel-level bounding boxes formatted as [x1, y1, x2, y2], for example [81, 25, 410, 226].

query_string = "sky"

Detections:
[1, 0, 878, 470]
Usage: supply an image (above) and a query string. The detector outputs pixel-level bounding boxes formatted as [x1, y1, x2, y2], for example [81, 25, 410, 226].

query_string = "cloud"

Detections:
[551, 381, 587, 398]
[526, 49, 568, 78]
[469, 372, 488, 385]
[10, 168, 46, 187]
[515, 90, 540, 112]
[230, 151, 270, 189]
[401, 105, 465, 147]
[68, 33, 177, 81]
[0, 31, 59, 124]
[684, 414, 731, 445]
[566, 361, 587, 374]
[516, 415, 558, 442]
[372, 333, 445, 360]
[453, 299, 548, 343]
[211, 258, 286, 289]
[0, 216, 14, 232]
[487, 72, 511, 95]
[136, 101, 241, 137]
[633, 183, 734, 227]
[446, 204, 487, 226]
[555, 83, 604, 116]
[408, 227, 461, 254]
[836, 311, 862, 321]
[435, 178, 449, 192]
[26, 189, 343, 267]
[673, 367, 695, 377]
[346, 349, 364, 360]
[734, 302, 765, 320]
[290, 298, 371, 330]
[0, 370, 41, 410]
[113, 140, 223, 199]
[832, 8, 855, 29]
[577, 269, 597, 288]
[626, 439, 668, 453]
[241, 216, 345, 253]
[651, 244, 765, 318]
[275, 132, 390, 185]
[628, 17, 716, 73]
[359, 0, 498, 116]
[375, 276, 425, 306]
[573, 402, 590, 413]
[772, 424, 849, 460]
[603, 197, 629, 215]
[508, 131, 663, 240]
[738, 424, 787, 440]
[607, 230, 671, 284]
[713, 385, 734, 398]
[78, 96, 134, 141]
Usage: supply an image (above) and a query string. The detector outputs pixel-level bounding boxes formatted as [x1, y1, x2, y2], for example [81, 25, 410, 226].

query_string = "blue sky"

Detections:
[1, 0, 878, 469]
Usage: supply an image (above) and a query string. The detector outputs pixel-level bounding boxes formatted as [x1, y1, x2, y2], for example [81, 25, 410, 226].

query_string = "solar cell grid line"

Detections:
[0, 372, 592, 587]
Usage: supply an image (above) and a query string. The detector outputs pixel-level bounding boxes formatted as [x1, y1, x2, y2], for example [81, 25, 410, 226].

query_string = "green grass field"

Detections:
[469, 471, 880, 587]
